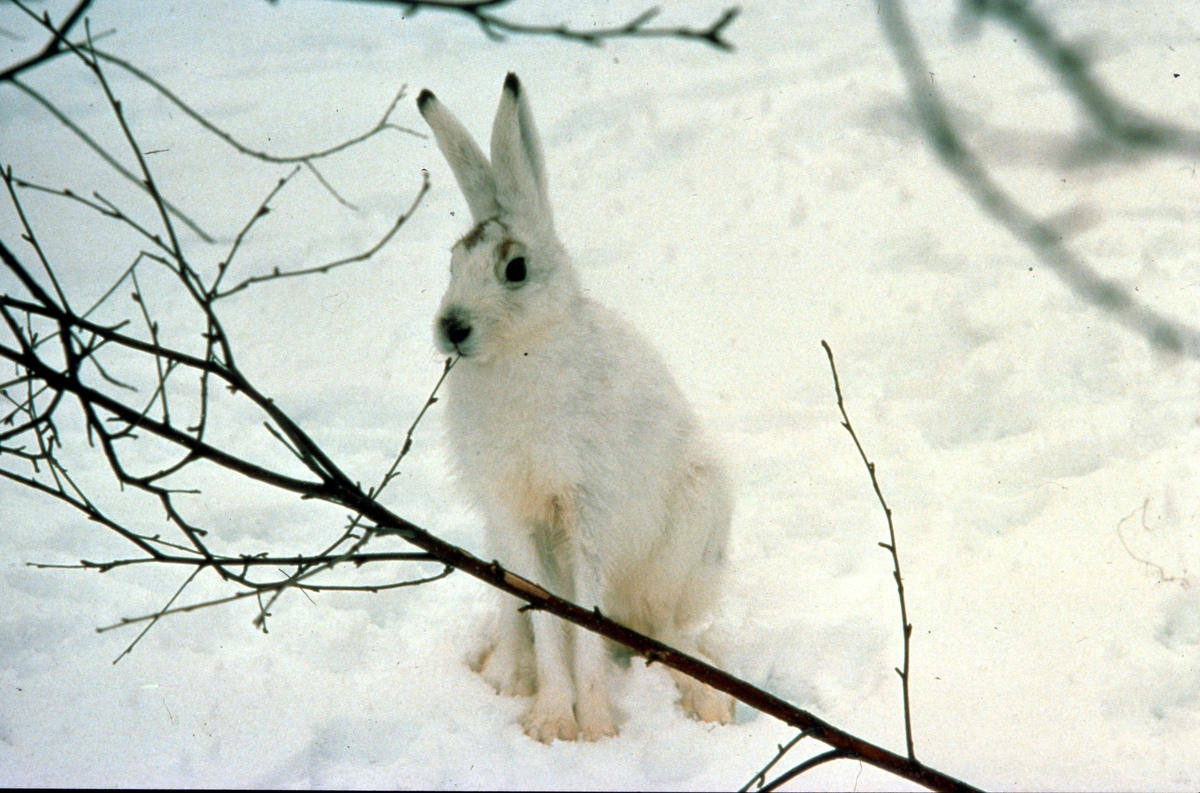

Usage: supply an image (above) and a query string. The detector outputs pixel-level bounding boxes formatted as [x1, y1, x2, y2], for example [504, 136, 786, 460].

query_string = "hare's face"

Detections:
[435, 218, 575, 363]
[422, 75, 574, 364]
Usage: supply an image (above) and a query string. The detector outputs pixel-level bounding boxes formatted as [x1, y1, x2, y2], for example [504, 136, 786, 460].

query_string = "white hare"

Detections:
[418, 73, 734, 742]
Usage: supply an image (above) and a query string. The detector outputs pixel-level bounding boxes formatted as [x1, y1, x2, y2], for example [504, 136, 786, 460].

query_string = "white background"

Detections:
[2, 1, 1199, 789]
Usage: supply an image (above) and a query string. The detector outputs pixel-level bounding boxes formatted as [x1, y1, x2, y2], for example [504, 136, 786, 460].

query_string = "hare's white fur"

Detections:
[419, 74, 734, 742]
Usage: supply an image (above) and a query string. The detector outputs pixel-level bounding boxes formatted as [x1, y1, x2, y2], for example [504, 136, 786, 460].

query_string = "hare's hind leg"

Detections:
[662, 630, 735, 725]
[473, 595, 536, 697]
[662, 460, 735, 724]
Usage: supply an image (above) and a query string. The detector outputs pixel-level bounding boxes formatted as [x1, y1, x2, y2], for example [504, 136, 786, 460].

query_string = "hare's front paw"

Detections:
[674, 673, 735, 725]
[576, 693, 617, 741]
[474, 640, 536, 697]
[521, 692, 579, 743]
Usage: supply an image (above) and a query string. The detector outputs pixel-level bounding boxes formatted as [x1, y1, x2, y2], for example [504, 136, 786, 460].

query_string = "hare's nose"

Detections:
[440, 313, 471, 346]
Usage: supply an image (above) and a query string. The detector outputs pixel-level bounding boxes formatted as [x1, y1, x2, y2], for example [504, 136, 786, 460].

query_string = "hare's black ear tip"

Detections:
[504, 72, 521, 97]
[416, 89, 436, 111]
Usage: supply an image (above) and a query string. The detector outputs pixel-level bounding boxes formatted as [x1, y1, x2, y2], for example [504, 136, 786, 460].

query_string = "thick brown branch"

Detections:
[331, 487, 977, 792]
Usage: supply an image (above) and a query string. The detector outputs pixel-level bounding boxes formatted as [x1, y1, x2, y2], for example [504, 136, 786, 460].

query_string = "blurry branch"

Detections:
[957, 0, 1200, 156]
[878, 0, 1200, 359]
[0, 14, 977, 793]
[0, 0, 92, 81]
[823, 339, 916, 762]
[317, 0, 741, 50]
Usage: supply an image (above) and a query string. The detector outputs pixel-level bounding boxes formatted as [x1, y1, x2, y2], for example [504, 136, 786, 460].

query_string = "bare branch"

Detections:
[959, 0, 1200, 157]
[88, 50, 424, 161]
[760, 749, 851, 793]
[214, 170, 430, 300]
[384, 353, 457, 489]
[7, 79, 215, 243]
[879, 0, 1200, 358]
[4, 5, 422, 237]
[317, 1, 741, 50]
[97, 564, 454, 633]
[0, 0, 93, 82]
[823, 339, 916, 761]
[211, 167, 302, 296]
[30, 551, 436, 572]
[2, 166, 71, 312]
[739, 730, 813, 792]
[112, 566, 201, 664]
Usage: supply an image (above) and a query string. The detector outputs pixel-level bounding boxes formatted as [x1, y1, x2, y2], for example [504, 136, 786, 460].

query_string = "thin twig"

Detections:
[88, 50, 424, 161]
[213, 170, 430, 299]
[740, 730, 813, 791]
[322, 0, 740, 50]
[81, 47, 420, 208]
[823, 339, 915, 762]
[111, 566, 201, 664]
[29, 551, 436, 572]
[7, 79, 214, 243]
[384, 353, 457, 489]
[760, 749, 851, 793]
[97, 565, 454, 633]
[211, 167, 301, 296]
[1, 166, 71, 313]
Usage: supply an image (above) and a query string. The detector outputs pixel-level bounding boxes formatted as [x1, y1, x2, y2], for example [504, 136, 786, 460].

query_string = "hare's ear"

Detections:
[490, 73, 552, 228]
[418, 89, 501, 223]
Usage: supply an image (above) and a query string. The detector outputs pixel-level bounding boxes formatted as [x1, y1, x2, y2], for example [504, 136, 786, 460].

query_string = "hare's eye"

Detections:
[505, 257, 527, 284]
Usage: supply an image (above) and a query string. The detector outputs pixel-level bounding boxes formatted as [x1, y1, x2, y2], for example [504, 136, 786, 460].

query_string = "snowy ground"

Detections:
[2, 1, 1199, 789]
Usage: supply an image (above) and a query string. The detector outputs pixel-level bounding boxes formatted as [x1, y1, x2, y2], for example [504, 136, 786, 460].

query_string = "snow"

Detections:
[2, 0, 1199, 789]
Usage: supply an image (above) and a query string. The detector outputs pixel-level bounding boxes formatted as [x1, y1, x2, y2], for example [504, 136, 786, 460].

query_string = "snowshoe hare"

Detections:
[418, 73, 734, 742]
